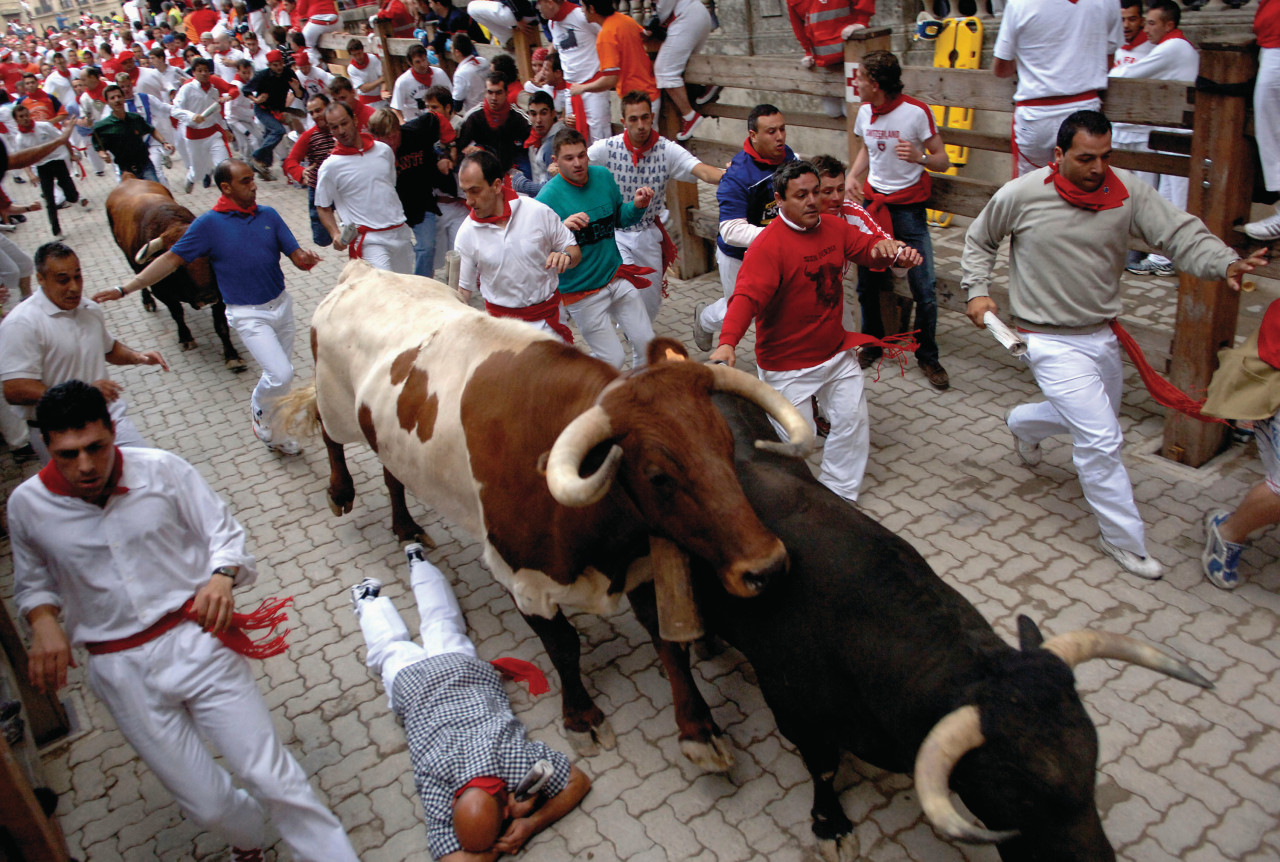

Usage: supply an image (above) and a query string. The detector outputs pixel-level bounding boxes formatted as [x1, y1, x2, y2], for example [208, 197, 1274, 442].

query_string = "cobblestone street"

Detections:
[2, 163, 1279, 861]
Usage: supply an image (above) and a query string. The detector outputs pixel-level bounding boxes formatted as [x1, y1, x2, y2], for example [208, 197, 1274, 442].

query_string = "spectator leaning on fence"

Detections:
[787, 0, 872, 118]
[646, 0, 716, 142]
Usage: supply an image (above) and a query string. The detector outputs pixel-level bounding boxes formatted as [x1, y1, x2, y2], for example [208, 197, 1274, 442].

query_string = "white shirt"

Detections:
[854, 96, 938, 194]
[587, 132, 701, 231]
[78, 90, 108, 126]
[0, 292, 114, 416]
[347, 54, 386, 108]
[171, 78, 231, 130]
[295, 63, 334, 101]
[1110, 33, 1199, 147]
[993, 0, 1123, 102]
[210, 47, 246, 83]
[1111, 35, 1154, 69]
[10, 120, 68, 167]
[455, 196, 576, 307]
[390, 65, 452, 121]
[225, 77, 256, 123]
[42, 68, 75, 106]
[523, 80, 568, 115]
[242, 44, 270, 70]
[11, 446, 258, 646]
[546, 5, 600, 84]
[314, 140, 407, 228]
[134, 66, 171, 101]
[451, 54, 488, 114]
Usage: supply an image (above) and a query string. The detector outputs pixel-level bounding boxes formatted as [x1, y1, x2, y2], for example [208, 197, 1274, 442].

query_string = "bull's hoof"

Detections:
[565, 718, 616, 757]
[413, 530, 437, 550]
[226, 358, 247, 373]
[393, 519, 435, 549]
[328, 495, 354, 516]
[180, 340, 197, 351]
[680, 733, 734, 772]
[816, 833, 858, 862]
[142, 299, 157, 313]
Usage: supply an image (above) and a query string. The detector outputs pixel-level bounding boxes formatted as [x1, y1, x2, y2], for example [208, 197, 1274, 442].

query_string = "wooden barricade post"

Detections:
[375, 19, 405, 98]
[1160, 42, 1258, 467]
[659, 103, 711, 279]
[0, 604, 68, 746]
[0, 734, 71, 861]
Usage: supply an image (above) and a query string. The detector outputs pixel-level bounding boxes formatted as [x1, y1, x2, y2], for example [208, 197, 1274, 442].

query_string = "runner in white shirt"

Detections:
[225, 59, 261, 158]
[587, 90, 723, 320]
[170, 57, 238, 193]
[389, 43, 451, 123]
[315, 101, 414, 273]
[1111, 0, 1152, 72]
[238, 30, 271, 70]
[449, 37, 488, 115]
[346, 39, 387, 110]
[455, 150, 580, 340]
[42, 54, 76, 107]
[132, 62, 171, 102]
[536, 0, 610, 144]
[993, 0, 1121, 176]
[209, 29, 247, 82]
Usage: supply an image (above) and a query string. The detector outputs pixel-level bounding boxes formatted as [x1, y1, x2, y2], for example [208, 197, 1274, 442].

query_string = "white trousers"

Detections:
[0, 231, 34, 289]
[30, 398, 147, 464]
[698, 246, 742, 332]
[564, 276, 654, 369]
[225, 290, 296, 435]
[87, 623, 357, 860]
[434, 200, 468, 274]
[467, 0, 518, 44]
[185, 133, 230, 186]
[616, 223, 664, 320]
[1257, 48, 1280, 192]
[249, 8, 271, 43]
[1012, 97, 1101, 177]
[571, 89, 612, 145]
[653, 1, 713, 89]
[358, 556, 476, 710]
[359, 225, 416, 274]
[1010, 328, 1147, 555]
[229, 118, 262, 160]
[759, 350, 869, 503]
[302, 15, 340, 48]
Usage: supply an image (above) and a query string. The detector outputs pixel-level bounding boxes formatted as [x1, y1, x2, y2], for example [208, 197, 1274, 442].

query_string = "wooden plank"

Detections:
[0, 735, 70, 861]
[0, 603, 68, 747]
[924, 174, 1001, 219]
[939, 127, 1188, 176]
[700, 102, 847, 132]
[682, 53, 844, 100]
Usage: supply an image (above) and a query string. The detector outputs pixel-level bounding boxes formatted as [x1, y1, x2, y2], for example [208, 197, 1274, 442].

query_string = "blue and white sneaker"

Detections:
[1202, 510, 1246, 590]
[350, 577, 383, 612]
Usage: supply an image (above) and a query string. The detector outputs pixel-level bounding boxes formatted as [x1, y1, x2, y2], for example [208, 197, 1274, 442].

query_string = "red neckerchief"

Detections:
[1045, 161, 1129, 212]
[433, 110, 457, 143]
[16, 119, 33, 133]
[469, 183, 517, 224]
[350, 53, 369, 70]
[331, 131, 376, 156]
[562, 168, 588, 188]
[742, 137, 783, 167]
[482, 99, 509, 130]
[1121, 31, 1148, 52]
[212, 193, 257, 215]
[454, 775, 506, 802]
[868, 94, 905, 123]
[86, 81, 104, 101]
[39, 446, 129, 498]
[410, 66, 432, 87]
[623, 128, 658, 166]
[1158, 28, 1192, 45]
[545, 1, 578, 22]
[1259, 300, 1280, 370]
[524, 123, 549, 149]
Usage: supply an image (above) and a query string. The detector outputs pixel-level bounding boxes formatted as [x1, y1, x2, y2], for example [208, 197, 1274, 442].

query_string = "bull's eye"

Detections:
[646, 467, 676, 496]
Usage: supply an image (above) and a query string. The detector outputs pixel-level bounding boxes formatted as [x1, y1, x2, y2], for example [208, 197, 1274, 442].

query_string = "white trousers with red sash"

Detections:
[616, 223, 664, 321]
[87, 622, 358, 859]
[355, 224, 415, 274]
[1012, 94, 1102, 177]
[563, 275, 654, 369]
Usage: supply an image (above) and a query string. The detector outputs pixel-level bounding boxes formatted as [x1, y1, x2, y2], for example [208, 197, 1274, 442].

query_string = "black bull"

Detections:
[651, 391, 1213, 861]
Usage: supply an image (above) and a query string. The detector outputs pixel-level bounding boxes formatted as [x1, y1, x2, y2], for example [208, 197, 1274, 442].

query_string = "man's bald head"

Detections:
[453, 787, 504, 852]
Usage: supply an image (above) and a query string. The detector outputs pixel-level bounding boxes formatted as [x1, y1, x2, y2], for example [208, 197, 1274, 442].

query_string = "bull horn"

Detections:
[704, 363, 816, 458]
[545, 405, 623, 507]
[1041, 630, 1213, 689]
[134, 237, 166, 266]
[914, 705, 1020, 845]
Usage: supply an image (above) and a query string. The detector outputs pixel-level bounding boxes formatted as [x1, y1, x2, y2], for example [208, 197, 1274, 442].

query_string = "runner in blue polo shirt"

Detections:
[94, 158, 322, 455]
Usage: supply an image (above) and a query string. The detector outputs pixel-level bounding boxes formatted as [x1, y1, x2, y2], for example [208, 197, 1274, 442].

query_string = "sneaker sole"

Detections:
[1201, 510, 1241, 590]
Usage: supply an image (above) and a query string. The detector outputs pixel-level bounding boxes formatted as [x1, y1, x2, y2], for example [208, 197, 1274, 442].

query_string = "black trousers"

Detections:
[36, 161, 78, 235]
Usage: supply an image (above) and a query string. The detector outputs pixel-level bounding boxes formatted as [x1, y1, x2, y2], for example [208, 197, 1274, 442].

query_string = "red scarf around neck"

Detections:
[410, 66, 432, 87]
[742, 137, 783, 167]
[39, 446, 128, 498]
[331, 131, 376, 156]
[350, 52, 369, 70]
[1045, 161, 1129, 211]
[868, 93, 905, 123]
[1121, 31, 1148, 52]
[524, 123, 550, 149]
[545, 1, 578, 22]
[483, 100, 510, 130]
[16, 119, 34, 133]
[623, 128, 658, 165]
[212, 193, 257, 215]
[1158, 28, 1192, 45]
[469, 183, 517, 224]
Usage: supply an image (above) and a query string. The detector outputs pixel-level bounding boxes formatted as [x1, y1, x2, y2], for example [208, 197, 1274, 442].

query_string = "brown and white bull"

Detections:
[284, 260, 815, 767]
[105, 176, 245, 371]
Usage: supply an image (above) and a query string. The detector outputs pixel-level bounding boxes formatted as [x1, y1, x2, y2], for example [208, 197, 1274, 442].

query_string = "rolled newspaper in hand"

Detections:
[984, 311, 1027, 357]
[196, 103, 221, 122]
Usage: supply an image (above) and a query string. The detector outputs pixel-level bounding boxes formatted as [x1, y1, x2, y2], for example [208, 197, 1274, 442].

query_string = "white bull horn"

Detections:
[545, 405, 622, 508]
[704, 362, 816, 458]
[914, 705, 1021, 845]
[134, 236, 166, 266]
[1041, 630, 1213, 689]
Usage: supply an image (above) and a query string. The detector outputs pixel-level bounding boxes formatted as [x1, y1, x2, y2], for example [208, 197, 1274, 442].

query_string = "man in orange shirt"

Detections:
[571, 0, 659, 113]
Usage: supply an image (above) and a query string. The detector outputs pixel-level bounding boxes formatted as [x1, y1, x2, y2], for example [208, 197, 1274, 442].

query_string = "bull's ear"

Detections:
[1017, 614, 1044, 652]
[647, 337, 689, 365]
[536, 451, 550, 475]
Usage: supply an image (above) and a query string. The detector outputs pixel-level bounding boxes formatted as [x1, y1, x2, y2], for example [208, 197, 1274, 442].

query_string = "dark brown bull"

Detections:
[104, 176, 245, 372]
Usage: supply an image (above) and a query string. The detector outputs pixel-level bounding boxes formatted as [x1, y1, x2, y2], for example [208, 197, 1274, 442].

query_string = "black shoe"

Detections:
[12, 213, 25, 223]
[202, 175, 212, 188]
[920, 360, 950, 390]
[858, 346, 882, 370]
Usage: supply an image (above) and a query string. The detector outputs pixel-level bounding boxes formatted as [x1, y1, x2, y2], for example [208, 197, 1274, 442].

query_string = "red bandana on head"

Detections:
[1045, 161, 1129, 211]
[212, 193, 257, 215]
[623, 128, 658, 165]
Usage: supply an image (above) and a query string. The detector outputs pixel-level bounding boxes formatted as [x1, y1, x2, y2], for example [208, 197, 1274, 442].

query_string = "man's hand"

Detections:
[333, 236, 348, 252]
[493, 818, 537, 855]
[841, 23, 866, 39]
[437, 157, 454, 174]
[99, 151, 113, 163]
[568, 82, 585, 97]
[563, 212, 590, 231]
[91, 286, 125, 303]
[633, 186, 654, 209]
[708, 344, 735, 366]
[192, 573, 236, 634]
[136, 350, 169, 371]
[292, 248, 323, 271]
[1226, 248, 1269, 292]
[92, 378, 124, 401]
[547, 162, 560, 177]
[545, 250, 572, 272]
[162, 142, 175, 153]
[800, 54, 815, 69]
[869, 239, 921, 268]
[303, 165, 317, 185]
[966, 295, 997, 329]
[27, 608, 74, 693]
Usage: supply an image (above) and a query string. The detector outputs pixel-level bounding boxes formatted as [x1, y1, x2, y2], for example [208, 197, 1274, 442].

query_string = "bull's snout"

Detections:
[725, 539, 788, 597]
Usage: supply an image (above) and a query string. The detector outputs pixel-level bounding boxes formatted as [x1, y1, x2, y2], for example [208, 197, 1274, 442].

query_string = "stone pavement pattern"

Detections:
[0, 164, 1278, 862]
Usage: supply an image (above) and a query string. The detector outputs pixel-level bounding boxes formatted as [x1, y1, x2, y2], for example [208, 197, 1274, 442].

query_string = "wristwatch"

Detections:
[212, 566, 238, 583]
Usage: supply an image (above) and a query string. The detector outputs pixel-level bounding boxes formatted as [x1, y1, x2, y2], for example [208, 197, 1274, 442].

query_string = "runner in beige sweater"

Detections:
[962, 109, 1265, 580]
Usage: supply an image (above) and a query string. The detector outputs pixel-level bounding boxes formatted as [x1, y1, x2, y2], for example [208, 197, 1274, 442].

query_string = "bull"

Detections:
[104, 176, 245, 372]
[677, 381, 1213, 861]
[282, 261, 816, 768]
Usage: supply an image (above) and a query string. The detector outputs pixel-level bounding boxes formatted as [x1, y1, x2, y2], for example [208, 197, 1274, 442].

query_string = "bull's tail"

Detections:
[277, 382, 320, 438]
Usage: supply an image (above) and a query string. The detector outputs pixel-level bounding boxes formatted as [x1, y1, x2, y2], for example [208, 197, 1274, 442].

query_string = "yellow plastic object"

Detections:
[927, 17, 983, 228]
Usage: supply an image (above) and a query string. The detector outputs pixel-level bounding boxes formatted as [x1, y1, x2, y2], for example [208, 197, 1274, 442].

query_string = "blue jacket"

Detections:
[715, 144, 797, 260]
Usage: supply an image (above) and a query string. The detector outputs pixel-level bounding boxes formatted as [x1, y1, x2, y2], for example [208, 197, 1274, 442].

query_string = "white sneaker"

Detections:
[1098, 536, 1164, 580]
[1006, 408, 1041, 466]
[251, 409, 272, 444]
[1244, 211, 1280, 241]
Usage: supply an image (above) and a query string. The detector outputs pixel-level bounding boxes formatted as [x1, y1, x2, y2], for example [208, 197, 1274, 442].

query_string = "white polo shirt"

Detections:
[390, 65, 452, 121]
[0, 292, 114, 419]
[546, 5, 600, 84]
[993, 0, 1122, 102]
[854, 95, 938, 194]
[314, 140, 407, 229]
[454, 197, 577, 308]
[451, 55, 489, 115]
